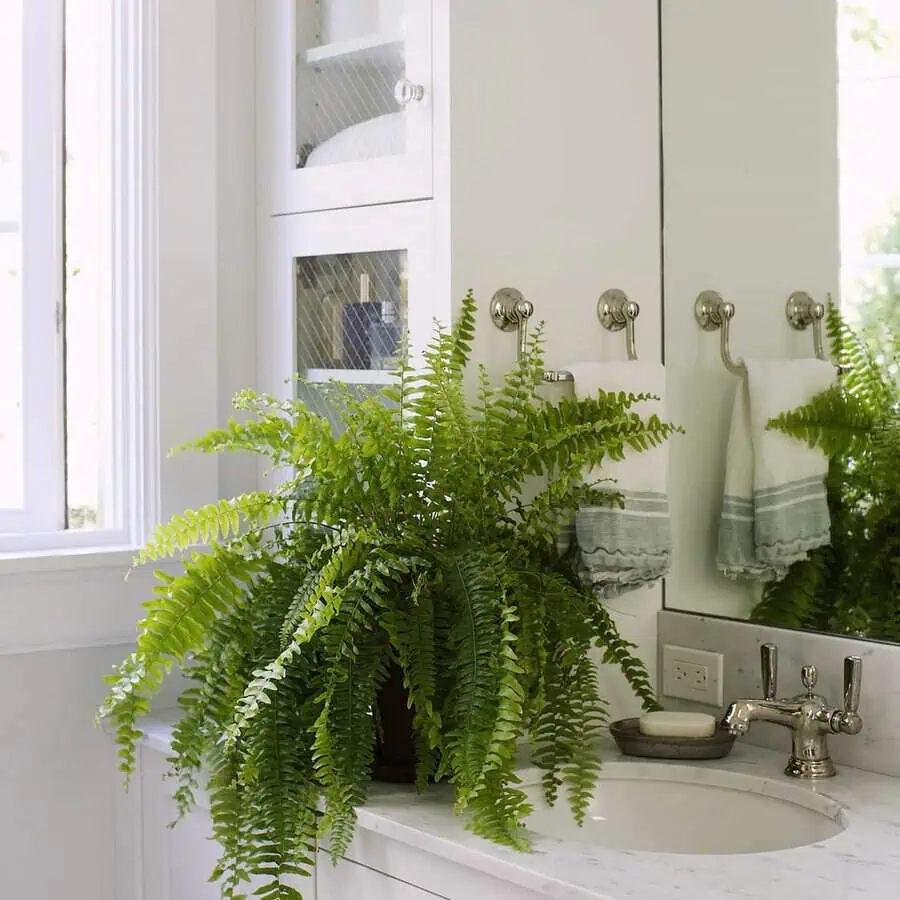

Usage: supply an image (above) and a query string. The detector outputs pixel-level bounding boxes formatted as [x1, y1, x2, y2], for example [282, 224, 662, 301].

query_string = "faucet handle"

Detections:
[836, 655, 863, 735]
[801, 664, 818, 694]
[843, 656, 862, 713]
[761, 642, 778, 700]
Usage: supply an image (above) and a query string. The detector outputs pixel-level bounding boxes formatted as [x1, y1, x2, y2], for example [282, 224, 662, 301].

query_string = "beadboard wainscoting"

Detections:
[659, 609, 900, 779]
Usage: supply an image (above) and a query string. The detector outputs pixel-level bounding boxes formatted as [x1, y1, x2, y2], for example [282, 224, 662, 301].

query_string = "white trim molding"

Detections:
[0, 0, 162, 556]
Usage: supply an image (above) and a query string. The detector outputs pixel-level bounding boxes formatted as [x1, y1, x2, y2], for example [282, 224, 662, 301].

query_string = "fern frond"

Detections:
[225, 527, 389, 747]
[313, 629, 388, 859]
[560, 653, 608, 824]
[239, 690, 318, 897]
[769, 385, 876, 458]
[591, 598, 660, 712]
[449, 289, 477, 375]
[440, 550, 507, 810]
[104, 291, 675, 897]
[752, 549, 831, 631]
[101, 545, 268, 777]
[207, 747, 253, 900]
[466, 772, 533, 852]
[825, 301, 894, 414]
[135, 493, 283, 565]
[380, 572, 443, 789]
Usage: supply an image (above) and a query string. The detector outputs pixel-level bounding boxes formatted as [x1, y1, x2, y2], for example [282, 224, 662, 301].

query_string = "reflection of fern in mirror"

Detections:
[100, 292, 675, 899]
[752, 303, 900, 640]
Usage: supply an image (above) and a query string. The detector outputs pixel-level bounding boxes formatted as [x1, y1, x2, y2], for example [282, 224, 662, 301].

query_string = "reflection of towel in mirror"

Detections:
[717, 359, 836, 582]
[566, 362, 671, 599]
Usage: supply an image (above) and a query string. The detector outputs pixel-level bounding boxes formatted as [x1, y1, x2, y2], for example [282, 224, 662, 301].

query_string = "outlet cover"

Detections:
[661, 644, 724, 707]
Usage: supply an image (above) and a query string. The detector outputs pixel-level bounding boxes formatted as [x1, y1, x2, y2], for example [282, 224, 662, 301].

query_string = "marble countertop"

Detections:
[141, 721, 900, 899]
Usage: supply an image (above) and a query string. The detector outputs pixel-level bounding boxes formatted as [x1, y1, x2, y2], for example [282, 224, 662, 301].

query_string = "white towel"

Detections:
[566, 362, 671, 599]
[717, 358, 836, 581]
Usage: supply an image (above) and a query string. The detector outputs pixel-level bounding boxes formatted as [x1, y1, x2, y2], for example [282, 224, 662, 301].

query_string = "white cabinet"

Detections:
[257, 0, 433, 215]
[137, 747, 314, 900]
[137, 749, 227, 900]
[134, 743, 448, 900]
[258, 201, 438, 399]
[258, 1, 663, 402]
[318, 858, 440, 899]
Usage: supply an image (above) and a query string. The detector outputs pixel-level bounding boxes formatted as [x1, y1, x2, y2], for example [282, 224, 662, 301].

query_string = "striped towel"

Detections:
[566, 362, 671, 599]
[717, 359, 836, 582]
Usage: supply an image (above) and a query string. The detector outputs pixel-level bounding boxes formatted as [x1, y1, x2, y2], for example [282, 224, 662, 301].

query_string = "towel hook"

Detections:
[695, 290, 746, 376]
[490, 287, 534, 361]
[598, 289, 640, 361]
[785, 291, 827, 361]
[490, 287, 575, 382]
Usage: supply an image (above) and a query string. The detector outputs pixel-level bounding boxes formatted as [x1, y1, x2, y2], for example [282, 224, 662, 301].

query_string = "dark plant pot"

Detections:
[373, 663, 417, 783]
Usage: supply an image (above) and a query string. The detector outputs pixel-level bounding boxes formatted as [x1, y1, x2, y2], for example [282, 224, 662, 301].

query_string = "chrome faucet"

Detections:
[721, 642, 863, 778]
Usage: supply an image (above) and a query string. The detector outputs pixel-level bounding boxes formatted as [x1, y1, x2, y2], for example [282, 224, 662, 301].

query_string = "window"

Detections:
[0, 0, 156, 553]
[839, 1, 900, 355]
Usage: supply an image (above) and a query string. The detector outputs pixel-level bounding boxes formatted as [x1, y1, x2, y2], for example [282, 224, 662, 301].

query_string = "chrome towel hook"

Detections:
[785, 291, 827, 361]
[695, 290, 746, 376]
[491, 287, 643, 383]
[599, 289, 640, 361]
[490, 287, 575, 382]
[489, 287, 534, 362]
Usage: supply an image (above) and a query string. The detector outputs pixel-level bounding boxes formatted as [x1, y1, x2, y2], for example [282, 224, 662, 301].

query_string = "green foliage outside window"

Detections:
[99, 293, 673, 899]
[853, 207, 900, 355]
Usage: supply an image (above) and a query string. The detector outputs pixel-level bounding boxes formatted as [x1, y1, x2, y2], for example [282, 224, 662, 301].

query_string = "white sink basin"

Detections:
[524, 763, 845, 854]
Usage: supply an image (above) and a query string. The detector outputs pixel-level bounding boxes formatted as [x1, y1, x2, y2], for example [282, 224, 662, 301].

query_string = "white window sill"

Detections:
[0, 545, 141, 577]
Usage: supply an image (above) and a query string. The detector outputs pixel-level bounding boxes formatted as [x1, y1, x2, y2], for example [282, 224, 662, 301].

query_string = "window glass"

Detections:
[839, 1, 900, 361]
[63, 0, 113, 529]
[0, 0, 24, 510]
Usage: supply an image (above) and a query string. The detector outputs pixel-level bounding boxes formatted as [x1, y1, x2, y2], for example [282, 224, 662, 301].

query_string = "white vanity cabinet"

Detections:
[317, 859, 440, 899]
[257, 0, 433, 215]
[131, 728, 558, 900]
[135, 741, 438, 900]
[137, 748, 239, 900]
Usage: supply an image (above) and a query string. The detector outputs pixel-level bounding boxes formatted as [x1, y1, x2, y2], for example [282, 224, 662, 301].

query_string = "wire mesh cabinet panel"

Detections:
[257, 0, 433, 216]
[263, 202, 439, 409]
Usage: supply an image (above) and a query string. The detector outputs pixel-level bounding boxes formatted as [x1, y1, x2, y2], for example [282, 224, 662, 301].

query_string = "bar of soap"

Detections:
[638, 711, 717, 738]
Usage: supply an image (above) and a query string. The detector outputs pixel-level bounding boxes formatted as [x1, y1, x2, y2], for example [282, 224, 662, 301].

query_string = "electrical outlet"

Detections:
[661, 645, 724, 706]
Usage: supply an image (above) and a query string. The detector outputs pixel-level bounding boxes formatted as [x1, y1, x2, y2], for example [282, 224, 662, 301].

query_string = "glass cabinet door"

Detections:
[262, 203, 439, 406]
[258, 0, 433, 216]
[295, 249, 408, 382]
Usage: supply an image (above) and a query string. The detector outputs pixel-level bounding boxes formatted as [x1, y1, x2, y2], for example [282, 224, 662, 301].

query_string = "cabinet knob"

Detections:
[394, 79, 425, 106]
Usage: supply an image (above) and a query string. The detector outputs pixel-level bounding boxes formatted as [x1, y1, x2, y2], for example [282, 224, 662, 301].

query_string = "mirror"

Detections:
[662, 1, 900, 641]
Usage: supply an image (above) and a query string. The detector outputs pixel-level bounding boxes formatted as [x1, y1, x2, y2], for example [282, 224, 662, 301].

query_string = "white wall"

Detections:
[216, 0, 258, 502]
[0, 3, 257, 899]
[439, 0, 664, 717]
[661, 0, 840, 619]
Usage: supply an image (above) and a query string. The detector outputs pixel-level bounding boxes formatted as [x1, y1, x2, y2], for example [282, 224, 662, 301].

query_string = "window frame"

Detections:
[0, 0, 160, 555]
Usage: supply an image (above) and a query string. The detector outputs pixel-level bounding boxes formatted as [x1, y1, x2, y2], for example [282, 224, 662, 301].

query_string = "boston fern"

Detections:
[752, 303, 900, 639]
[100, 292, 673, 899]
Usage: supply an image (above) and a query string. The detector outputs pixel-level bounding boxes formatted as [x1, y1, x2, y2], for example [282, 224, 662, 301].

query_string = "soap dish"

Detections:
[609, 717, 736, 760]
